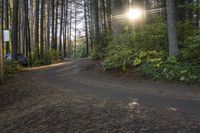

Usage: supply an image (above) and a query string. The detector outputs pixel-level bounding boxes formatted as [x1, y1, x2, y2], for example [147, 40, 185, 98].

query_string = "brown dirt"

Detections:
[0, 59, 200, 133]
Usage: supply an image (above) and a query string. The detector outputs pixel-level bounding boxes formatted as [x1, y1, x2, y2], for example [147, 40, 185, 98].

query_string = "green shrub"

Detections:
[4, 60, 21, 75]
[74, 45, 87, 58]
[180, 35, 200, 65]
[176, 21, 200, 64]
[103, 47, 200, 82]
[43, 49, 61, 64]
[90, 48, 106, 60]
[31, 49, 61, 67]
[109, 33, 136, 48]
[103, 44, 135, 71]
[140, 55, 200, 82]
[135, 18, 168, 51]
[134, 50, 165, 80]
[177, 21, 199, 48]
[101, 18, 200, 82]
[91, 32, 136, 60]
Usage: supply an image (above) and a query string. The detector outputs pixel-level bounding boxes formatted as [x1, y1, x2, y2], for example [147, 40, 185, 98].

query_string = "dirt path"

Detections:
[0, 59, 200, 133]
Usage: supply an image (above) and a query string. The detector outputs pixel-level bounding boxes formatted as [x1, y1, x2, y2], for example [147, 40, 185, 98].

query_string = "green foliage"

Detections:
[73, 45, 87, 58]
[90, 48, 106, 60]
[91, 32, 136, 60]
[94, 17, 200, 82]
[92, 17, 167, 60]
[31, 50, 61, 66]
[180, 35, 200, 64]
[43, 50, 61, 65]
[177, 22, 200, 64]
[103, 44, 135, 71]
[135, 18, 168, 51]
[177, 21, 199, 47]
[103, 47, 200, 82]
[140, 55, 200, 82]
[179, 3, 200, 11]
[4, 60, 21, 75]
[109, 33, 136, 48]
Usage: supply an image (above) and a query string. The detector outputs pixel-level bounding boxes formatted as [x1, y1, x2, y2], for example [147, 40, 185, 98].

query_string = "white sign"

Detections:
[3, 30, 9, 42]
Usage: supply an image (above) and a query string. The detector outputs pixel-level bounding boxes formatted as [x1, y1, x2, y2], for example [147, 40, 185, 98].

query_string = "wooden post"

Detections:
[0, 17, 3, 82]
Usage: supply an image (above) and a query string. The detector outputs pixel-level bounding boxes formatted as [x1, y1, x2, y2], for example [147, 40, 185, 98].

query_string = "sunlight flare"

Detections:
[126, 8, 144, 20]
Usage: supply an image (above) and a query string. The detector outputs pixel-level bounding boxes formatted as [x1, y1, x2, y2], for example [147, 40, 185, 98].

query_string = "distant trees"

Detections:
[1, 0, 71, 61]
[86, 0, 112, 52]
[0, 0, 200, 62]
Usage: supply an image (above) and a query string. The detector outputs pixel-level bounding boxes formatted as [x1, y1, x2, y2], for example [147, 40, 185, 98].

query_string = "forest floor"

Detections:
[0, 59, 200, 133]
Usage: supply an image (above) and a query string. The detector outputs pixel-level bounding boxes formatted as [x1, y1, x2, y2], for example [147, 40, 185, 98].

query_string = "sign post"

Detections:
[0, 18, 3, 82]
[3, 30, 9, 42]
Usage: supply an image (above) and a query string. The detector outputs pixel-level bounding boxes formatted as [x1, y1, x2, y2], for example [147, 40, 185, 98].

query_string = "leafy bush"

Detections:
[180, 35, 200, 64]
[74, 45, 87, 58]
[133, 50, 166, 80]
[176, 21, 200, 65]
[140, 55, 200, 82]
[109, 33, 136, 48]
[90, 48, 106, 60]
[103, 47, 200, 82]
[91, 33, 136, 60]
[177, 21, 199, 48]
[31, 50, 61, 66]
[135, 18, 168, 51]
[43, 49, 61, 65]
[4, 60, 21, 75]
[101, 18, 200, 82]
[103, 44, 135, 71]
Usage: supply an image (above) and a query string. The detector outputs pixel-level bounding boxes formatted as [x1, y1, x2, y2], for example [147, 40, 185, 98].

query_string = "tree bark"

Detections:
[94, 0, 100, 47]
[40, 0, 45, 59]
[84, 0, 89, 57]
[47, 0, 50, 50]
[63, 0, 68, 58]
[5, 0, 10, 54]
[11, 0, 19, 60]
[35, 0, 40, 58]
[166, 0, 179, 56]
[0, 0, 4, 82]
[59, 0, 64, 55]
[54, 0, 59, 50]
[51, 0, 55, 49]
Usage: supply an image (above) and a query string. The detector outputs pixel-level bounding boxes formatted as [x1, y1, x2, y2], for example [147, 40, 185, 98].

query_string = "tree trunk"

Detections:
[74, 3, 77, 56]
[1, 0, 3, 57]
[40, 0, 45, 59]
[54, 0, 59, 50]
[59, 0, 64, 55]
[166, 0, 179, 56]
[63, 0, 68, 58]
[35, 0, 40, 58]
[11, 0, 19, 60]
[47, 0, 50, 50]
[196, 0, 200, 27]
[94, 1, 100, 47]
[5, 0, 10, 54]
[68, 6, 72, 58]
[0, 0, 4, 82]
[51, 0, 55, 48]
[84, 0, 89, 57]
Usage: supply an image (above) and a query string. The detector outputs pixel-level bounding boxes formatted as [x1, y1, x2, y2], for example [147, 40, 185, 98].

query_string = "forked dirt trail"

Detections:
[0, 59, 200, 133]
